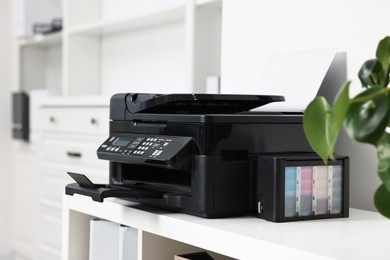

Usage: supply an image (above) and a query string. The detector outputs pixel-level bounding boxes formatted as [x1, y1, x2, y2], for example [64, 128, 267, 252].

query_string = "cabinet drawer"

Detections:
[40, 107, 109, 135]
[40, 166, 70, 209]
[42, 134, 107, 169]
[39, 207, 61, 259]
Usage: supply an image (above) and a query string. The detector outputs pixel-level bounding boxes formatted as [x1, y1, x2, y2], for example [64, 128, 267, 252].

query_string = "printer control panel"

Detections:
[97, 134, 193, 167]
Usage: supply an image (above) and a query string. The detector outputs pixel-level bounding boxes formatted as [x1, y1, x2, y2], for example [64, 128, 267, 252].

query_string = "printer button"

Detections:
[135, 137, 145, 143]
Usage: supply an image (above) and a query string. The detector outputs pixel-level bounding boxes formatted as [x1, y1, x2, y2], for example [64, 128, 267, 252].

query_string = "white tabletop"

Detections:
[65, 195, 390, 260]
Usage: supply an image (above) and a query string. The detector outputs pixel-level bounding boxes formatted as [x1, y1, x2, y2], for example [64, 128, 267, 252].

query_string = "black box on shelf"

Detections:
[12, 92, 29, 141]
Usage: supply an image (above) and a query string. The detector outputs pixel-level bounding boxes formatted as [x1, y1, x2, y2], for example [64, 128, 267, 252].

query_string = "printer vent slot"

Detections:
[221, 150, 248, 161]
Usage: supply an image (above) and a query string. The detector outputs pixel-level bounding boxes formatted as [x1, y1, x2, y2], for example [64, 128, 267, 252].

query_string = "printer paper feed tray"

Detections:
[66, 172, 164, 202]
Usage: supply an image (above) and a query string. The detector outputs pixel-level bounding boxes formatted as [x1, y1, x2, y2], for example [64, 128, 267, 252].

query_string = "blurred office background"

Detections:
[0, 0, 389, 259]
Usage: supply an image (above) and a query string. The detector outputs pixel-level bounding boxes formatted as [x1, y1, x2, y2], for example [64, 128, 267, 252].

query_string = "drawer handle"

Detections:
[90, 117, 98, 125]
[67, 151, 82, 158]
[49, 116, 56, 123]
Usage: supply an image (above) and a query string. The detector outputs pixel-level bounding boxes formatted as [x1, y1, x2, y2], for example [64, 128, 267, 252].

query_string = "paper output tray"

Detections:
[65, 172, 163, 202]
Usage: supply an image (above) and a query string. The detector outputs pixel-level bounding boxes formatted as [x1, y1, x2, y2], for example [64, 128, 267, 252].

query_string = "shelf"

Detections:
[196, 0, 222, 8]
[18, 32, 62, 47]
[67, 4, 186, 36]
[63, 194, 390, 260]
[66, 0, 222, 36]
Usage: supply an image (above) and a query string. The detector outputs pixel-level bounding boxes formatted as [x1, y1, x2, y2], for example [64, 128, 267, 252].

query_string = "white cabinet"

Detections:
[62, 195, 235, 260]
[11, 141, 40, 260]
[63, 195, 390, 260]
[40, 107, 108, 135]
[39, 104, 109, 259]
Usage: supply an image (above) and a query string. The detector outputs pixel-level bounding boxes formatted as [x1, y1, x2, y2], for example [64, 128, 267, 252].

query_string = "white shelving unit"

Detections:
[63, 194, 390, 260]
[18, 32, 63, 95]
[63, 0, 222, 97]
[16, 0, 222, 97]
[18, 32, 62, 47]
[12, 1, 222, 259]
[66, 3, 185, 35]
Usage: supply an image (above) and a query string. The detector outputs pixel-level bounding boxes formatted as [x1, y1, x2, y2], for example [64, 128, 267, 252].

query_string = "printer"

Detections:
[66, 93, 349, 222]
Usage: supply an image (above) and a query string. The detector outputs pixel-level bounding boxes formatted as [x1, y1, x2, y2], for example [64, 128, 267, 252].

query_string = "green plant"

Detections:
[303, 36, 390, 218]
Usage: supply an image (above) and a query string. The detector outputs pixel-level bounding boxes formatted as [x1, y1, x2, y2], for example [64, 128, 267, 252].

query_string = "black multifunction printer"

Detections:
[66, 93, 349, 222]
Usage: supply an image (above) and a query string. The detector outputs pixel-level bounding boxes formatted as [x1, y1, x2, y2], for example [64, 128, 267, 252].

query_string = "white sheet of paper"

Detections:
[253, 48, 337, 112]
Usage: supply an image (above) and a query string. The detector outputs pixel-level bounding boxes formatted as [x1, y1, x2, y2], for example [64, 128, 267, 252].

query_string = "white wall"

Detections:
[0, 0, 15, 257]
[221, 0, 390, 211]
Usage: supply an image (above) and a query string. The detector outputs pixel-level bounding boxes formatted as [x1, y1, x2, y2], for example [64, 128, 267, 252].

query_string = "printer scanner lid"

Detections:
[110, 93, 285, 120]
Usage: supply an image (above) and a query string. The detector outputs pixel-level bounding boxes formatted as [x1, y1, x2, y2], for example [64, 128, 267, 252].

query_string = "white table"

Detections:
[62, 194, 390, 260]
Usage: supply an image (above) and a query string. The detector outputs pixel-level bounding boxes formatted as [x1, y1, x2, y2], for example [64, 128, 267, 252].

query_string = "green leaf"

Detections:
[358, 59, 383, 88]
[374, 184, 390, 218]
[303, 83, 351, 164]
[378, 158, 390, 191]
[330, 81, 351, 147]
[343, 86, 390, 145]
[303, 97, 333, 164]
[377, 133, 390, 191]
[376, 36, 390, 87]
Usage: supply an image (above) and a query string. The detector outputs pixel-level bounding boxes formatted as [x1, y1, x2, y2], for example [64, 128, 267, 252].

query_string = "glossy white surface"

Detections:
[63, 195, 390, 260]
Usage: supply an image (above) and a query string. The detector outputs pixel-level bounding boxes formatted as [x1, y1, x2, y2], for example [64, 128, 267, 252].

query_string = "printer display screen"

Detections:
[114, 139, 131, 147]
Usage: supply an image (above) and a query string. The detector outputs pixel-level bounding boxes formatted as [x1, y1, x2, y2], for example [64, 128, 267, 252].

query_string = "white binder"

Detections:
[89, 219, 138, 260]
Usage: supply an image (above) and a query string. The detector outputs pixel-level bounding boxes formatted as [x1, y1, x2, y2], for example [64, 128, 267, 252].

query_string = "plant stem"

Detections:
[351, 87, 390, 103]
